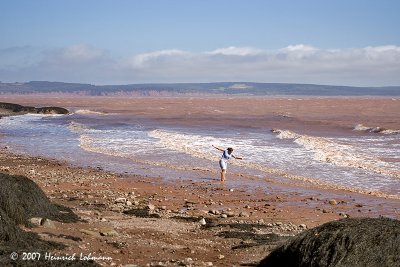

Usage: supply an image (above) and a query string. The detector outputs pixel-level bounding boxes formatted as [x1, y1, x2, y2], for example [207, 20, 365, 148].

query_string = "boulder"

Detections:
[0, 102, 69, 115]
[258, 217, 400, 267]
[0, 173, 78, 226]
[35, 106, 69, 114]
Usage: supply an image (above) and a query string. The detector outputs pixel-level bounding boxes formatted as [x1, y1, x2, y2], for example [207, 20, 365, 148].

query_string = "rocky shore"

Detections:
[1, 97, 399, 266]
[2, 146, 399, 266]
[0, 102, 69, 115]
[0, 147, 306, 266]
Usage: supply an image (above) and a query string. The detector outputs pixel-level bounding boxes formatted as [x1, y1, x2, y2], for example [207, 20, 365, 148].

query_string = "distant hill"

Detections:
[0, 81, 399, 96]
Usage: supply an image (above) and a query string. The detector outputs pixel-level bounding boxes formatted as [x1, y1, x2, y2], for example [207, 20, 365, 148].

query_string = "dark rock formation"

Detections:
[35, 106, 69, 114]
[0, 173, 98, 266]
[259, 217, 400, 267]
[0, 102, 25, 112]
[0, 173, 79, 226]
[0, 102, 69, 114]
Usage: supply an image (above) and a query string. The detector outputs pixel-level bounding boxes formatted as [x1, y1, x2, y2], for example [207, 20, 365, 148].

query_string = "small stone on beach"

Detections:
[329, 199, 338, 205]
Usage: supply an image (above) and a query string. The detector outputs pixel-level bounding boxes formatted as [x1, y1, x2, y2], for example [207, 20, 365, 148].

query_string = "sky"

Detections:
[0, 0, 399, 86]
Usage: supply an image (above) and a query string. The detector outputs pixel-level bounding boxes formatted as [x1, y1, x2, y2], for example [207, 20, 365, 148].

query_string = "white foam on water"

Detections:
[73, 109, 109, 115]
[354, 124, 400, 135]
[1, 114, 399, 199]
[273, 129, 400, 179]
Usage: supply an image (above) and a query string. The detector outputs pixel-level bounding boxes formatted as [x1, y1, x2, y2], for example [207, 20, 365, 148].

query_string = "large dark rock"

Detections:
[0, 173, 78, 226]
[35, 106, 69, 114]
[0, 103, 25, 112]
[0, 173, 99, 266]
[259, 217, 400, 267]
[0, 102, 69, 114]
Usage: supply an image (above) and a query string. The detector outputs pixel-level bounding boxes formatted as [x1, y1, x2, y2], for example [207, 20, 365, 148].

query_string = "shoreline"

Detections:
[1, 96, 399, 265]
[1, 146, 398, 266]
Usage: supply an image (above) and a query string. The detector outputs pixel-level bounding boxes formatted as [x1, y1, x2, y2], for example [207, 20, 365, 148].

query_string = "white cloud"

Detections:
[129, 49, 191, 68]
[206, 46, 263, 56]
[1, 44, 400, 86]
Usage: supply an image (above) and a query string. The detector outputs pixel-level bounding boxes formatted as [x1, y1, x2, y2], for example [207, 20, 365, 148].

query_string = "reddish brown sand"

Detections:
[1, 95, 399, 266]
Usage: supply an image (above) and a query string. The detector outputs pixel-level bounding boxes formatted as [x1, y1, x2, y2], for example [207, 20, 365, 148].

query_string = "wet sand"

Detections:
[1, 95, 399, 266]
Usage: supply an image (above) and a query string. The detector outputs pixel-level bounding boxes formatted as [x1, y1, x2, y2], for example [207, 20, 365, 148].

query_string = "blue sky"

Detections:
[1, 0, 399, 86]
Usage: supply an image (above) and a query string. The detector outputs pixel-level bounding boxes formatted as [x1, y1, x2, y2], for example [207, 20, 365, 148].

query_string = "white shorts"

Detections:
[219, 159, 227, 170]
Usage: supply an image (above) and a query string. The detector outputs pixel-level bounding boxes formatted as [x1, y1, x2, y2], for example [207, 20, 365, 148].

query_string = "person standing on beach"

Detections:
[212, 145, 242, 182]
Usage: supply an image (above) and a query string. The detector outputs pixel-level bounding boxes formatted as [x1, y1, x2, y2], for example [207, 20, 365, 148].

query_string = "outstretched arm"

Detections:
[212, 145, 225, 152]
[233, 155, 243, 160]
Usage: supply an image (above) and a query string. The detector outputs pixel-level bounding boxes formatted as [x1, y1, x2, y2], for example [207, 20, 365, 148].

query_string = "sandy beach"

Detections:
[1, 95, 399, 266]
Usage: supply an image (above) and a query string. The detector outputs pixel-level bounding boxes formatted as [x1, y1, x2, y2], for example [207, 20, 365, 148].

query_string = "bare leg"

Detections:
[220, 170, 226, 182]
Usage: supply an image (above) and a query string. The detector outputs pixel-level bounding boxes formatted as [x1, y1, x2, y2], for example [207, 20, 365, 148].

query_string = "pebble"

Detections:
[41, 218, 56, 229]
[209, 209, 220, 215]
[218, 255, 225, 259]
[147, 203, 156, 211]
[199, 218, 207, 225]
[99, 228, 119, 237]
[29, 217, 43, 227]
[80, 229, 100, 237]
[299, 224, 307, 229]
[224, 211, 235, 217]
[239, 211, 250, 218]
[115, 197, 127, 203]
[329, 199, 338, 205]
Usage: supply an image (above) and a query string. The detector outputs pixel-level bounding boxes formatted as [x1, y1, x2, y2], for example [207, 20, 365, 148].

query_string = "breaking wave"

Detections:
[354, 124, 400, 135]
[74, 109, 108, 115]
[273, 129, 400, 179]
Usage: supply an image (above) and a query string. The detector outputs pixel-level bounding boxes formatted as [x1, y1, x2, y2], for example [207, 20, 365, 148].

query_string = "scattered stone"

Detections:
[0, 166, 10, 172]
[199, 218, 207, 225]
[220, 214, 228, 218]
[184, 258, 193, 264]
[80, 229, 100, 237]
[147, 203, 156, 211]
[100, 228, 119, 237]
[299, 224, 307, 229]
[223, 211, 235, 217]
[209, 209, 220, 215]
[329, 199, 338, 205]
[41, 218, 56, 228]
[239, 212, 250, 218]
[115, 197, 127, 203]
[29, 217, 43, 227]
[218, 255, 225, 259]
